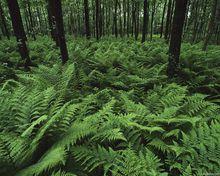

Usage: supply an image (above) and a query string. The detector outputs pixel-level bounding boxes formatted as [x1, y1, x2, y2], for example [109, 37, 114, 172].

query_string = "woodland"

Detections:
[0, 0, 220, 175]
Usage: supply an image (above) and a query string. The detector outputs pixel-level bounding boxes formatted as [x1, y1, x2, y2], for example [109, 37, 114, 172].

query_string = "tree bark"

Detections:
[7, 0, 31, 69]
[142, 0, 148, 43]
[150, 0, 156, 41]
[203, 0, 218, 51]
[95, 0, 100, 40]
[49, 0, 69, 63]
[114, 0, 118, 38]
[167, 0, 188, 78]
[0, 2, 10, 39]
[84, 0, 91, 38]
[27, 0, 36, 40]
[160, 0, 167, 38]
[165, 0, 172, 40]
[47, 0, 59, 46]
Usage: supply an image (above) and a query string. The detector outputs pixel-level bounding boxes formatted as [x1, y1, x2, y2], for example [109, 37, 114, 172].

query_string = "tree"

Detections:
[114, 0, 118, 38]
[95, 0, 100, 40]
[142, 0, 148, 43]
[203, 0, 218, 51]
[165, 0, 172, 40]
[49, 0, 69, 64]
[7, 0, 31, 69]
[84, 0, 91, 38]
[167, 0, 188, 78]
[26, 0, 36, 40]
[47, 0, 59, 46]
[0, 1, 10, 39]
[150, 0, 156, 41]
[160, 0, 167, 38]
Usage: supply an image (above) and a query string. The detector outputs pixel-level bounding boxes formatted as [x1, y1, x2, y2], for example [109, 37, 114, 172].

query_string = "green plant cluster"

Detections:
[0, 37, 220, 176]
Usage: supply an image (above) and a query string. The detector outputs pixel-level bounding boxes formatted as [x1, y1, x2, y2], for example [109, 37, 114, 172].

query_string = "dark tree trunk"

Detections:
[114, 0, 118, 38]
[135, 2, 140, 40]
[123, 0, 126, 36]
[36, 7, 43, 34]
[119, 1, 123, 37]
[142, 0, 148, 43]
[0, 2, 10, 39]
[150, 0, 156, 41]
[191, 0, 200, 43]
[197, 0, 208, 40]
[168, 0, 175, 41]
[167, 0, 188, 78]
[127, 0, 130, 37]
[27, 1, 36, 40]
[160, 0, 167, 38]
[95, 0, 100, 40]
[47, 0, 59, 46]
[49, 0, 69, 63]
[165, 0, 172, 40]
[203, 0, 218, 51]
[84, 0, 91, 38]
[7, 0, 31, 69]
[133, 2, 139, 40]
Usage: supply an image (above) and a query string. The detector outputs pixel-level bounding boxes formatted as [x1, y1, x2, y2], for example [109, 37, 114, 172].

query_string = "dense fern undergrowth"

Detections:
[0, 37, 220, 176]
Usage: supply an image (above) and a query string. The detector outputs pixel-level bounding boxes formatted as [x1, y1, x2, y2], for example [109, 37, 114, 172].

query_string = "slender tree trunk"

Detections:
[123, 0, 126, 36]
[98, 0, 102, 37]
[49, 0, 69, 63]
[7, 0, 31, 69]
[160, 0, 167, 38]
[36, 7, 43, 34]
[165, 0, 172, 40]
[167, 0, 188, 78]
[197, 0, 208, 40]
[168, 0, 175, 41]
[142, 0, 148, 43]
[133, 2, 139, 40]
[0, 2, 10, 39]
[114, 0, 118, 38]
[119, 1, 123, 37]
[84, 0, 91, 38]
[27, 1, 36, 40]
[47, 0, 59, 46]
[191, 0, 200, 43]
[150, 0, 156, 41]
[127, 0, 130, 37]
[203, 0, 218, 51]
[95, 0, 100, 40]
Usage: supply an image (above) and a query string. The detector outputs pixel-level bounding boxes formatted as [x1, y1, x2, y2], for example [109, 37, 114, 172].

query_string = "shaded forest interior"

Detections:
[0, 0, 220, 176]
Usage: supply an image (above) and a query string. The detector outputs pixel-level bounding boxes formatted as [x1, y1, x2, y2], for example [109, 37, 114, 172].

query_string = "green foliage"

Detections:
[0, 37, 220, 176]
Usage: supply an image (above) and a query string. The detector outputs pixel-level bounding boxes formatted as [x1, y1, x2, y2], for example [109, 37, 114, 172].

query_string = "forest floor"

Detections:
[1, 37, 220, 175]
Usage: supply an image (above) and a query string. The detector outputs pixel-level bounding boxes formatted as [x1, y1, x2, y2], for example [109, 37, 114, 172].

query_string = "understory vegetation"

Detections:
[1, 37, 220, 176]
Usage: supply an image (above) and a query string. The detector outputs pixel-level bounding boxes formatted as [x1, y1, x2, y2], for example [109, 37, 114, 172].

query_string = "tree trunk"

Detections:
[84, 0, 91, 38]
[49, 0, 69, 63]
[168, 0, 175, 41]
[150, 0, 156, 41]
[119, 1, 123, 37]
[127, 0, 130, 37]
[142, 0, 148, 43]
[114, 0, 118, 38]
[47, 0, 59, 46]
[0, 2, 10, 39]
[191, 0, 200, 43]
[165, 0, 172, 40]
[160, 0, 167, 38]
[123, 0, 126, 36]
[7, 0, 31, 69]
[95, 0, 100, 40]
[167, 0, 188, 78]
[203, 0, 218, 51]
[27, 1, 36, 40]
